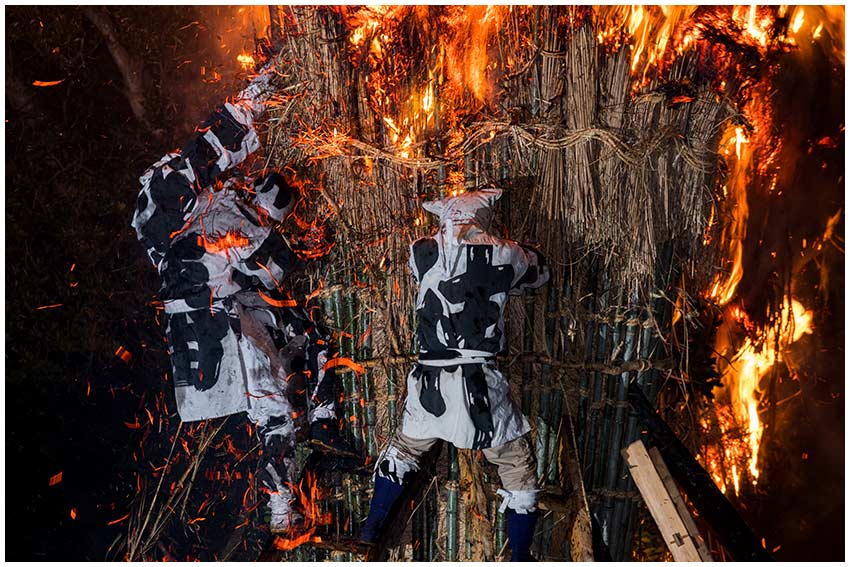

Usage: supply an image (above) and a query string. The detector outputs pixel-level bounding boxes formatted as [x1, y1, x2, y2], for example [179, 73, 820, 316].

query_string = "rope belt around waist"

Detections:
[417, 349, 496, 367]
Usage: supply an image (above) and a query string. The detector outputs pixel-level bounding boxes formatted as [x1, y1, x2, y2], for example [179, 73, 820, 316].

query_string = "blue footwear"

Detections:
[507, 509, 539, 561]
[360, 476, 405, 543]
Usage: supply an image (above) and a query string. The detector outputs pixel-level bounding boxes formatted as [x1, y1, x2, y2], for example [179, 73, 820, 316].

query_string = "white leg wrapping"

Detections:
[375, 444, 421, 485]
[496, 488, 540, 514]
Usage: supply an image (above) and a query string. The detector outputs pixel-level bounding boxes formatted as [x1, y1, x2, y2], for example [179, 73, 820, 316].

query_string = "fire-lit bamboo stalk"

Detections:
[495, 505, 507, 559]
[360, 304, 377, 457]
[522, 299, 535, 415]
[577, 264, 596, 466]
[445, 444, 459, 561]
[535, 386, 550, 481]
[592, 279, 614, 494]
[425, 479, 438, 560]
[602, 306, 637, 560]
[412, 499, 425, 561]
[341, 267, 364, 452]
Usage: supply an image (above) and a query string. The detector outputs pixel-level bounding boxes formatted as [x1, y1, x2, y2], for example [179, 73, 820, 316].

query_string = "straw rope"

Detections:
[288, 117, 724, 174]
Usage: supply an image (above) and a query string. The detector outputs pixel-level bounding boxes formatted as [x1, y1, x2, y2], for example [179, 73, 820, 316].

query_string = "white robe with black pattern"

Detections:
[400, 191, 549, 450]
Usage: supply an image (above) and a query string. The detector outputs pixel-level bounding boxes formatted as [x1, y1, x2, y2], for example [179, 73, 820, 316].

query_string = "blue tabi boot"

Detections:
[507, 509, 540, 561]
[360, 476, 405, 543]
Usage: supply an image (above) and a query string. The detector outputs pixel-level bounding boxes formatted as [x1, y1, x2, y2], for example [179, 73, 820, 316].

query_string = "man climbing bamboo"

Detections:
[360, 189, 549, 561]
[131, 59, 356, 535]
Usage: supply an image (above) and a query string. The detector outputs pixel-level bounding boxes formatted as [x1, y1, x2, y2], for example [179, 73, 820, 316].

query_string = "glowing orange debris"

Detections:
[49, 472, 63, 486]
[258, 290, 297, 308]
[107, 513, 130, 526]
[115, 346, 133, 364]
[324, 356, 366, 376]
[201, 230, 250, 254]
[237, 53, 255, 70]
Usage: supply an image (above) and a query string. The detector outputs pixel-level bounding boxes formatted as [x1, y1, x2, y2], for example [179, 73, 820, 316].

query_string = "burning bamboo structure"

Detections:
[120, 5, 844, 561]
[257, 5, 736, 560]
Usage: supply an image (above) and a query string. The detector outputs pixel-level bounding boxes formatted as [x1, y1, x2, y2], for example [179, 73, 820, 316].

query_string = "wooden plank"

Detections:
[627, 382, 773, 561]
[648, 446, 714, 562]
[622, 440, 703, 562]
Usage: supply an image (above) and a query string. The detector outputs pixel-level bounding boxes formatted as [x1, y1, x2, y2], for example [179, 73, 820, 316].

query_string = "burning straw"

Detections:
[127, 4, 839, 561]
[257, 5, 739, 560]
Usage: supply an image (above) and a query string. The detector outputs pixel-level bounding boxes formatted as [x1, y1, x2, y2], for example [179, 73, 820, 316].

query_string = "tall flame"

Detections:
[713, 299, 813, 493]
[700, 5, 843, 495]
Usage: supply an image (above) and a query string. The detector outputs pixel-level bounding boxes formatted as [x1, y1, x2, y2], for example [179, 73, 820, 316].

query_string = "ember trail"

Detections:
[5, 5, 843, 562]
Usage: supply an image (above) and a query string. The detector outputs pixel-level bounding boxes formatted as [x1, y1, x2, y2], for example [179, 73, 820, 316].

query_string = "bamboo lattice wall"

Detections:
[259, 6, 734, 561]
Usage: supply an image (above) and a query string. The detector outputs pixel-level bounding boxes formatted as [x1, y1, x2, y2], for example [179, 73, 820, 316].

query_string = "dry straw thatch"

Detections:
[255, 5, 737, 561]
[111, 6, 747, 561]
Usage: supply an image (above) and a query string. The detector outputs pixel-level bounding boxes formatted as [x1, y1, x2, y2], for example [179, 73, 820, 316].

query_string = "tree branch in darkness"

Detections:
[82, 6, 148, 124]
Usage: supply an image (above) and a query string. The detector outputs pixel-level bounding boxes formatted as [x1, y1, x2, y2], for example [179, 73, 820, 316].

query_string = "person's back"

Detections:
[412, 212, 545, 358]
[361, 189, 549, 561]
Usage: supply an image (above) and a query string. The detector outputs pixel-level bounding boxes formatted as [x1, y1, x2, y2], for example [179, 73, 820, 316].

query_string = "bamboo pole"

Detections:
[596, 296, 621, 490]
[342, 270, 364, 452]
[536, 282, 558, 559]
[577, 257, 599, 463]
[495, 505, 507, 559]
[412, 503, 425, 561]
[426, 482, 438, 560]
[603, 306, 638, 560]
[585, 270, 609, 486]
[446, 444, 459, 561]
[523, 298, 535, 415]
[360, 307, 377, 457]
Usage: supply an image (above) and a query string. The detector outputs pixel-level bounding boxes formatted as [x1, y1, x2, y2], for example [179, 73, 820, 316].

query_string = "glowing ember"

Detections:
[273, 470, 331, 552]
[237, 53, 255, 70]
[201, 230, 250, 255]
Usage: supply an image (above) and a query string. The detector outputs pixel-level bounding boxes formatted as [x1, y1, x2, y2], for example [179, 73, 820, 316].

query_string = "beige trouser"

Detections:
[376, 431, 540, 512]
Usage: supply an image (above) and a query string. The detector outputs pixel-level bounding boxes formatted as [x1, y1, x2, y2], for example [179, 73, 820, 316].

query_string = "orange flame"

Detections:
[711, 298, 813, 494]
[201, 230, 250, 254]
[595, 6, 697, 84]
[272, 470, 331, 551]
[444, 5, 502, 104]
[785, 6, 844, 62]
[237, 53, 255, 71]
[695, 5, 843, 495]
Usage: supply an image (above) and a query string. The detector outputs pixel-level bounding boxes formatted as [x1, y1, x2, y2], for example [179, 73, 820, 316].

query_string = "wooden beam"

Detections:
[627, 382, 773, 561]
[648, 446, 713, 562]
[623, 440, 705, 562]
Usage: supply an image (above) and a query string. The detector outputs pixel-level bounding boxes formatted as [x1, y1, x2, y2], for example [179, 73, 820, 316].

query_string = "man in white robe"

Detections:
[132, 64, 351, 534]
[361, 189, 549, 561]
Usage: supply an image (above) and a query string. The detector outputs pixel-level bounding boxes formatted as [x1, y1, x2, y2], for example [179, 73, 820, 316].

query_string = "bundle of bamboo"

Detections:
[148, 5, 758, 561]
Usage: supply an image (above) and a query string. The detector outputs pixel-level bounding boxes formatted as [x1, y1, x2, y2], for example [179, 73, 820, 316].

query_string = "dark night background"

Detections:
[4, 5, 845, 561]
[5, 6, 269, 560]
